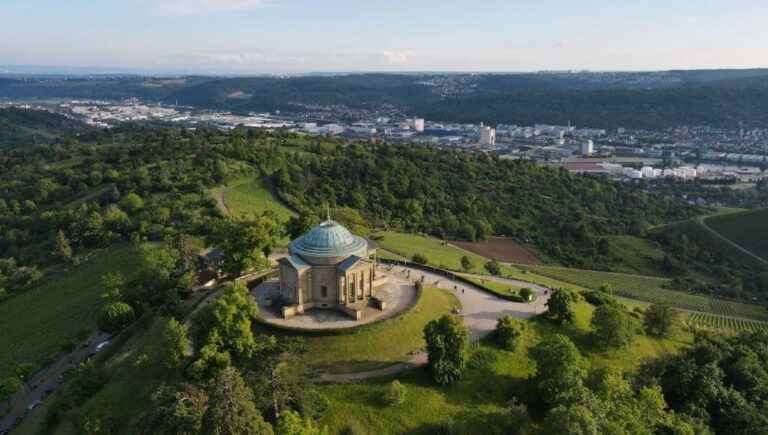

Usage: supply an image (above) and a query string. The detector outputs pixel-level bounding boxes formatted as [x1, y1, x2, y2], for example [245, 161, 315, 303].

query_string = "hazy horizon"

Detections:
[3, 0, 768, 74]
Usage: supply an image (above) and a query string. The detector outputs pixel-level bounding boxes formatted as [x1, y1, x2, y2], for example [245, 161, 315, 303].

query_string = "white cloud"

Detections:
[150, 0, 272, 16]
[382, 50, 413, 65]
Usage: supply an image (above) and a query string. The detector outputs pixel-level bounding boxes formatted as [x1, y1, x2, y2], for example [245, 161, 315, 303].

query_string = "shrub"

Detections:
[411, 253, 429, 265]
[384, 380, 406, 406]
[495, 316, 525, 351]
[97, 301, 136, 333]
[519, 287, 534, 302]
[484, 259, 501, 276]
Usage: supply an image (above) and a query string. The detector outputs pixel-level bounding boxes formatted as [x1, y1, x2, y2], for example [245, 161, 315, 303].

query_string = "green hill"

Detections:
[0, 107, 92, 149]
[706, 208, 768, 261]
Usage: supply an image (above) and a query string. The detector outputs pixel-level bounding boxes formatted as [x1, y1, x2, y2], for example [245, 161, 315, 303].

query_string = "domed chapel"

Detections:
[278, 218, 384, 320]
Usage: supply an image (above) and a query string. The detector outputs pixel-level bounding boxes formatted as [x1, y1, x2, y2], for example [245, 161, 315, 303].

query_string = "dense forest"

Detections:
[4, 70, 768, 128]
[0, 108, 93, 149]
[275, 143, 700, 269]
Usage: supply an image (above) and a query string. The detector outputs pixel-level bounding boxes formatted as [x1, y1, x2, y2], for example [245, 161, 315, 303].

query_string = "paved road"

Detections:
[0, 332, 111, 434]
[317, 266, 551, 383]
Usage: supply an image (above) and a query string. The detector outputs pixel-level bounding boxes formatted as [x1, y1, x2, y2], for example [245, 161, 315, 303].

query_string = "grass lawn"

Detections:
[376, 232, 488, 271]
[0, 244, 142, 379]
[223, 177, 296, 222]
[462, 276, 524, 299]
[299, 287, 459, 373]
[316, 298, 693, 435]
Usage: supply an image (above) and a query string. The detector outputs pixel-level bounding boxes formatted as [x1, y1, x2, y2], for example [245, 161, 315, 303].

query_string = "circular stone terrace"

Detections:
[252, 269, 418, 330]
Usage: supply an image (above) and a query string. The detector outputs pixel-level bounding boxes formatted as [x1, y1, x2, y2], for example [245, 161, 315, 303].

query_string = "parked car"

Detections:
[26, 399, 42, 411]
[95, 341, 110, 351]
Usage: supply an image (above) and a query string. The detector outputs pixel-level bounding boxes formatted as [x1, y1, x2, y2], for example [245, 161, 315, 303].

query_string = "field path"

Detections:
[211, 186, 232, 217]
[317, 266, 551, 383]
[697, 216, 768, 265]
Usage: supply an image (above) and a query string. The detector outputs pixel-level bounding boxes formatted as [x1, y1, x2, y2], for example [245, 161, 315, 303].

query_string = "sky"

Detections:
[2, 0, 768, 74]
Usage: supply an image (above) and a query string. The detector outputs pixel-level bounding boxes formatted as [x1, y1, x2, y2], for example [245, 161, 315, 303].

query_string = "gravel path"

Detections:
[317, 266, 551, 383]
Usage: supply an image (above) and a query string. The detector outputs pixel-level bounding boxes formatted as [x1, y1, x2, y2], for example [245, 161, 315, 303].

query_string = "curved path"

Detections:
[317, 266, 551, 383]
[697, 216, 767, 265]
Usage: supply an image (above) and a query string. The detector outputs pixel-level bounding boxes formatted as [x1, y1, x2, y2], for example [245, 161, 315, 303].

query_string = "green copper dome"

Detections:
[289, 220, 368, 258]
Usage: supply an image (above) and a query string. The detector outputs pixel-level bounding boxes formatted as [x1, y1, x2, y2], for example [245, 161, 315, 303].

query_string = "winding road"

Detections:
[316, 266, 551, 383]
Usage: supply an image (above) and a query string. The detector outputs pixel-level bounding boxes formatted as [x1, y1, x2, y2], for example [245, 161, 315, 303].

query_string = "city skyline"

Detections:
[2, 0, 768, 74]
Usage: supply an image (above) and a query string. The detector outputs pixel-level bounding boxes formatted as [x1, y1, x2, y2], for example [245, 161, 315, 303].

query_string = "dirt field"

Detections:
[451, 237, 541, 265]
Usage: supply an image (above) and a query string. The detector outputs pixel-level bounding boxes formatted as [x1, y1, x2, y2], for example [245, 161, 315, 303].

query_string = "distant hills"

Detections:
[2, 69, 768, 129]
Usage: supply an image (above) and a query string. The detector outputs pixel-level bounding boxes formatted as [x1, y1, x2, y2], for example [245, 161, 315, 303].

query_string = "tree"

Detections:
[98, 301, 135, 333]
[55, 229, 73, 263]
[0, 376, 24, 405]
[210, 216, 281, 276]
[643, 303, 677, 337]
[384, 380, 406, 406]
[545, 289, 575, 325]
[275, 410, 324, 435]
[249, 337, 323, 422]
[411, 253, 428, 265]
[160, 318, 191, 369]
[139, 383, 209, 435]
[286, 212, 319, 240]
[119, 192, 145, 213]
[202, 367, 273, 435]
[543, 405, 598, 435]
[424, 315, 470, 385]
[484, 259, 501, 276]
[529, 334, 587, 406]
[101, 272, 126, 302]
[205, 281, 262, 359]
[494, 315, 525, 351]
[460, 255, 474, 273]
[191, 338, 232, 380]
[591, 305, 635, 349]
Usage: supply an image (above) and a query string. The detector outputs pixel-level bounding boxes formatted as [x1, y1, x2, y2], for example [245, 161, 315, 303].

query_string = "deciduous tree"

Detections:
[424, 315, 470, 385]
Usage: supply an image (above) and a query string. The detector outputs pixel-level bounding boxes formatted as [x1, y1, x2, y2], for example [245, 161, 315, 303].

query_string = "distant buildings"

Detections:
[480, 126, 496, 145]
[581, 140, 594, 157]
[411, 118, 425, 133]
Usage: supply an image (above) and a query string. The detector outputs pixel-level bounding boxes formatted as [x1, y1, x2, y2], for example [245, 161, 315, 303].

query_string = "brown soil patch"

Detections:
[452, 237, 541, 265]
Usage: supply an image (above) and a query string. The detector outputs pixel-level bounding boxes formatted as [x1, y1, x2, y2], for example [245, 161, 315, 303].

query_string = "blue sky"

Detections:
[2, 0, 767, 73]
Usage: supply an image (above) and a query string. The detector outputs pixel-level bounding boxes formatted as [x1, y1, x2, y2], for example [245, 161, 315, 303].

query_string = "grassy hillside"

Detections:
[0, 244, 142, 379]
[517, 264, 768, 321]
[17, 286, 693, 435]
[706, 208, 768, 261]
[603, 235, 668, 276]
[223, 177, 296, 222]
[316, 298, 692, 434]
[376, 232, 489, 271]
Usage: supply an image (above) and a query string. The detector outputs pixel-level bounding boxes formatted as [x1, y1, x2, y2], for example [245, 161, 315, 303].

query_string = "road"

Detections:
[317, 266, 551, 382]
[0, 332, 111, 434]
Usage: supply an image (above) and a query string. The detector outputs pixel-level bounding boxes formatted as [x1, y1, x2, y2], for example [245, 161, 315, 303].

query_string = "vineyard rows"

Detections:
[686, 312, 768, 333]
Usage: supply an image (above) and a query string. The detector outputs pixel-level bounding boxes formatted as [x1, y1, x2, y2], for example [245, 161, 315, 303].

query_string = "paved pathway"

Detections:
[0, 332, 111, 434]
[317, 266, 551, 383]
